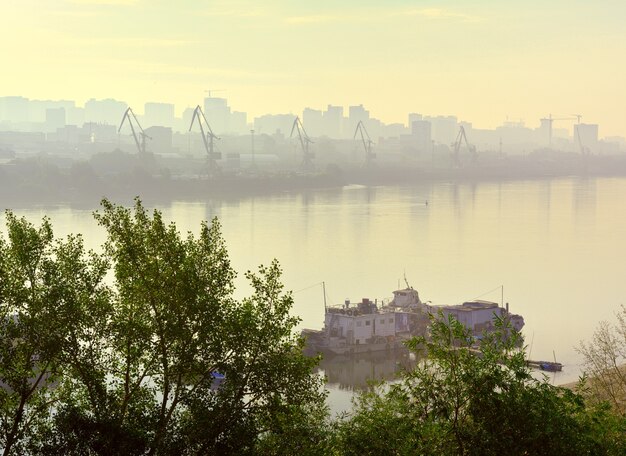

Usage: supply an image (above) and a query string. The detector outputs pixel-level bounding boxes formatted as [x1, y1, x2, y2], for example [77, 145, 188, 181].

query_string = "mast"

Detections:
[322, 281, 327, 311]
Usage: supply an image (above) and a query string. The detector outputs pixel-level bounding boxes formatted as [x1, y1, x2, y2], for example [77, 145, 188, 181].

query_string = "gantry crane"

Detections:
[353, 120, 376, 166]
[189, 105, 221, 173]
[118, 107, 151, 154]
[452, 126, 476, 167]
[290, 116, 314, 170]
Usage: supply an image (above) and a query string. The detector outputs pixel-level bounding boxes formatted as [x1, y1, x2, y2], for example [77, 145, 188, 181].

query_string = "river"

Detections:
[2, 176, 625, 413]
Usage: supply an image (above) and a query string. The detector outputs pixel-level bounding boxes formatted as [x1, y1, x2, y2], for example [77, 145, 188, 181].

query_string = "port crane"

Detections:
[189, 105, 221, 173]
[353, 120, 376, 166]
[290, 116, 314, 170]
[118, 107, 151, 154]
[452, 126, 476, 167]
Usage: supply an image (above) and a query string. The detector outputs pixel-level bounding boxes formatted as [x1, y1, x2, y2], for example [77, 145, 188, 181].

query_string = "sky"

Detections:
[3, 0, 626, 136]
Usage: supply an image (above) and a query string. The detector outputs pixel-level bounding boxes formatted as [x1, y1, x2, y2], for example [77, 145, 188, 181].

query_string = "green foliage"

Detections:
[336, 313, 626, 455]
[2, 200, 625, 455]
[578, 305, 626, 415]
[0, 212, 109, 455]
[1, 199, 326, 455]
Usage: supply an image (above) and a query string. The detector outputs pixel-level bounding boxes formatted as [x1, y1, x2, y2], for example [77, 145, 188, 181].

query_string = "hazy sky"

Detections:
[3, 0, 626, 136]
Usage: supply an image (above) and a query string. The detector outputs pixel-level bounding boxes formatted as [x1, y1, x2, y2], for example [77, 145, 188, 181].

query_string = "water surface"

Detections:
[3, 177, 624, 408]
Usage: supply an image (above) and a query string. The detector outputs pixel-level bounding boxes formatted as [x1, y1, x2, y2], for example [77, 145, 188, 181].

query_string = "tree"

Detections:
[578, 305, 626, 414]
[0, 212, 108, 455]
[42, 198, 325, 455]
[336, 313, 625, 455]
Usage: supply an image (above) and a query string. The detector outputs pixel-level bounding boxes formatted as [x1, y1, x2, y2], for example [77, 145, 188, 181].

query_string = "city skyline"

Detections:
[0, 93, 607, 141]
[3, 1, 626, 136]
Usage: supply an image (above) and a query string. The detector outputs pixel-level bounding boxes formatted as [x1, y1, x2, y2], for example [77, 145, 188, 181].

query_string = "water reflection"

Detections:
[572, 178, 596, 228]
[317, 350, 416, 391]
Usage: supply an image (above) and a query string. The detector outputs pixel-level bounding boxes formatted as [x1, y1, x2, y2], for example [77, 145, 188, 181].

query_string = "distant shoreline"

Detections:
[3, 153, 626, 208]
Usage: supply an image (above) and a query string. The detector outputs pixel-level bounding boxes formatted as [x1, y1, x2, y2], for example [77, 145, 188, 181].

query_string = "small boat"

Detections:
[539, 361, 563, 372]
[526, 360, 563, 372]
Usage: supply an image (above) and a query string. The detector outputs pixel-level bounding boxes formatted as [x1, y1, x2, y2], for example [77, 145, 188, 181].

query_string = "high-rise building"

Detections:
[144, 126, 173, 153]
[303, 108, 323, 137]
[323, 105, 343, 138]
[144, 102, 175, 128]
[203, 97, 230, 134]
[408, 113, 423, 128]
[574, 123, 599, 152]
[348, 104, 370, 137]
[411, 120, 432, 151]
[230, 111, 248, 134]
[0, 96, 29, 123]
[254, 114, 295, 136]
[45, 107, 66, 132]
[84, 98, 128, 125]
[424, 115, 458, 145]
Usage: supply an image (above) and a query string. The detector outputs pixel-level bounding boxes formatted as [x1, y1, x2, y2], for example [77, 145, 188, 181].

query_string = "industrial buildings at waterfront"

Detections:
[0, 95, 622, 162]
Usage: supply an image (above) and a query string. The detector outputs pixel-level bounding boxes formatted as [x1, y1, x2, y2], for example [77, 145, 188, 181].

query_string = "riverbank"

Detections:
[3, 151, 626, 207]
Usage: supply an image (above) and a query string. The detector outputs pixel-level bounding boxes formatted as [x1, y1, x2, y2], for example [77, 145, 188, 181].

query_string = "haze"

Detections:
[3, 0, 626, 137]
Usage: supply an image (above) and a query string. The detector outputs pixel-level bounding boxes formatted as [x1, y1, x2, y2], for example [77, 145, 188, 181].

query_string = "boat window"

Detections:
[380, 319, 385, 324]
[389, 318, 394, 323]
[365, 320, 371, 326]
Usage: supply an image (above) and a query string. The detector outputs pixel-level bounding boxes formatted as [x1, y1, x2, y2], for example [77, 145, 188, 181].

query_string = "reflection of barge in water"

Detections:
[317, 350, 417, 391]
[303, 286, 525, 356]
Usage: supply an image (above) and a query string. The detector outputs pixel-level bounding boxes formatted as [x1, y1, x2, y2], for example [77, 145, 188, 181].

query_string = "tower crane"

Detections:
[353, 120, 375, 166]
[452, 126, 476, 167]
[118, 107, 151, 154]
[290, 116, 314, 170]
[204, 89, 226, 97]
[540, 114, 582, 147]
[189, 105, 221, 173]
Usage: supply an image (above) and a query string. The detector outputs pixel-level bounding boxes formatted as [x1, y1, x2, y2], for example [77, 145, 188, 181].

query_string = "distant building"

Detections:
[303, 108, 323, 137]
[84, 98, 128, 126]
[144, 126, 173, 154]
[383, 123, 408, 138]
[425, 115, 458, 145]
[411, 120, 432, 152]
[45, 108, 66, 132]
[144, 102, 175, 128]
[323, 105, 343, 138]
[0, 96, 29, 123]
[203, 97, 230, 134]
[180, 107, 196, 132]
[496, 121, 535, 148]
[254, 114, 295, 136]
[82, 122, 117, 143]
[348, 104, 370, 138]
[408, 113, 423, 128]
[574, 123, 599, 153]
[230, 111, 248, 135]
[202, 97, 249, 135]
